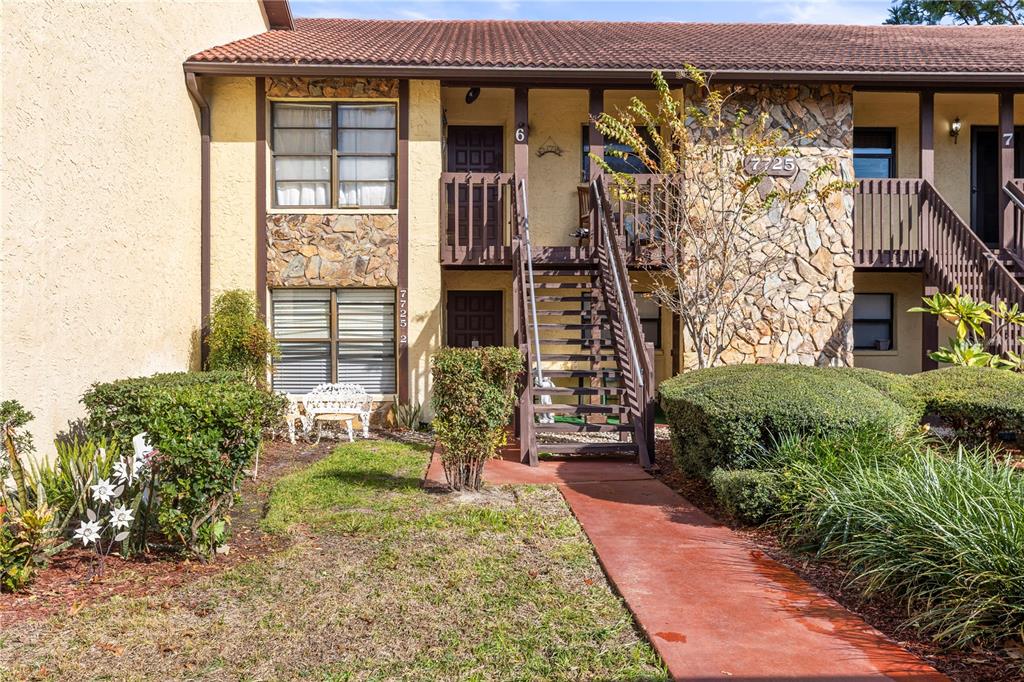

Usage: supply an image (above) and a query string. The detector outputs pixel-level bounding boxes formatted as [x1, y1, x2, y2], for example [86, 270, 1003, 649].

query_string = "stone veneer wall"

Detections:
[267, 214, 398, 287]
[702, 84, 856, 367]
[266, 77, 400, 288]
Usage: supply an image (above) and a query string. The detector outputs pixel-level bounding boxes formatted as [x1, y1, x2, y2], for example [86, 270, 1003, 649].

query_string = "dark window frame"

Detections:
[635, 293, 662, 350]
[853, 127, 897, 179]
[270, 287, 398, 393]
[270, 101, 398, 210]
[852, 292, 895, 351]
[581, 125, 658, 183]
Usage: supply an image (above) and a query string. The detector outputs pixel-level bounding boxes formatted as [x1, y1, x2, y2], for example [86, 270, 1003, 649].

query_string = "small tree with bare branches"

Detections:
[594, 68, 849, 369]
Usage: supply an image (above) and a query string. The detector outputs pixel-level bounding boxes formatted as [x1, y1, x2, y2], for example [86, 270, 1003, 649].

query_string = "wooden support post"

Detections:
[514, 88, 529, 180]
[919, 90, 934, 185]
[922, 283, 939, 371]
[588, 88, 604, 182]
[398, 80, 410, 404]
[255, 77, 268, 320]
[999, 90, 1016, 252]
[671, 312, 682, 375]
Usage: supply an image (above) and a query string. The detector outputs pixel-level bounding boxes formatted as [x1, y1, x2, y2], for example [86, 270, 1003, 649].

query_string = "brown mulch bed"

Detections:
[0, 437, 336, 628]
[652, 429, 1024, 682]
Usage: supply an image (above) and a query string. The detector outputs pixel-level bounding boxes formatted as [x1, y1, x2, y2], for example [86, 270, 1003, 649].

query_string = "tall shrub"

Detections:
[206, 290, 278, 387]
[431, 347, 522, 491]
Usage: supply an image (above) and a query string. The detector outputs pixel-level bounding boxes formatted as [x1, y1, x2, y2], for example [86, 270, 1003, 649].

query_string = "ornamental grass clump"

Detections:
[777, 429, 1024, 647]
[431, 347, 522, 491]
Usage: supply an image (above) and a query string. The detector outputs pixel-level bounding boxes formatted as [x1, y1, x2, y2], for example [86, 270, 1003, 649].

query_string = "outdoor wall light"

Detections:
[465, 87, 480, 104]
[950, 117, 962, 144]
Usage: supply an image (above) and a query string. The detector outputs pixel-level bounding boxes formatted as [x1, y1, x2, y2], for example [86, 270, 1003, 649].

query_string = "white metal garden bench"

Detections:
[297, 383, 372, 444]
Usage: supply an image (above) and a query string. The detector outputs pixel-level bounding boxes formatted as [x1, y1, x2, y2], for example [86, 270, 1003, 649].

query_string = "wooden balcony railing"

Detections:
[853, 179, 925, 268]
[440, 172, 515, 265]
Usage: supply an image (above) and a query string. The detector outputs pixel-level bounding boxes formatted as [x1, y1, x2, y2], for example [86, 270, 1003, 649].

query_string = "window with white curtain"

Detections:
[271, 102, 397, 209]
[271, 288, 397, 394]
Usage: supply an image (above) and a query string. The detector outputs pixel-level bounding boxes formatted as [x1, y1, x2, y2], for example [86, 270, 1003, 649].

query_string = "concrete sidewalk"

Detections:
[425, 449, 946, 681]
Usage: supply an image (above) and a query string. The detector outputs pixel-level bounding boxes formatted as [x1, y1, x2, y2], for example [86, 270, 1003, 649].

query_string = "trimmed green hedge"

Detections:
[659, 364, 920, 476]
[912, 367, 1024, 445]
[82, 371, 285, 556]
[709, 468, 780, 525]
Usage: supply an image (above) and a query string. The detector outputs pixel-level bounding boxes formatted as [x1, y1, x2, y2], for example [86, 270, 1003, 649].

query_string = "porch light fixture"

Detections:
[465, 87, 480, 104]
[950, 117, 962, 144]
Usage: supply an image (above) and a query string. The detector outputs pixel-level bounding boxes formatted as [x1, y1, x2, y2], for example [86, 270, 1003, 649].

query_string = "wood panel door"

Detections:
[446, 126, 504, 248]
[446, 291, 504, 348]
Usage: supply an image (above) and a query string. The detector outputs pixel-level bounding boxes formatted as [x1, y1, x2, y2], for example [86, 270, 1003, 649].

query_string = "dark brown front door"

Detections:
[447, 291, 504, 348]
[971, 125, 1024, 246]
[446, 126, 504, 248]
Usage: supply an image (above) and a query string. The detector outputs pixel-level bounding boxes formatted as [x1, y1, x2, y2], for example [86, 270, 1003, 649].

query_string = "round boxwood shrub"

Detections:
[659, 364, 920, 476]
[826, 366, 926, 421]
[912, 367, 1024, 445]
[709, 467, 781, 525]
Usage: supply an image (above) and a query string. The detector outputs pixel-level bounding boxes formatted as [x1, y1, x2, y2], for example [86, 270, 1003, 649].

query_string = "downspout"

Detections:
[185, 71, 211, 367]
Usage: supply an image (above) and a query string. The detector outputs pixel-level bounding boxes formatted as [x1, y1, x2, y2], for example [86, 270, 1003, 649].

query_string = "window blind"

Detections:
[337, 289, 396, 394]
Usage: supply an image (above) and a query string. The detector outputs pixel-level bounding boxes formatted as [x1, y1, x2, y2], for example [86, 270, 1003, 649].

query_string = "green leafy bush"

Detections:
[83, 372, 285, 557]
[781, 433, 1024, 647]
[206, 290, 279, 387]
[659, 364, 919, 476]
[431, 347, 522, 491]
[83, 371, 245, 452]
[912, 367, 1024, 445]
[708, 468, 780, 524]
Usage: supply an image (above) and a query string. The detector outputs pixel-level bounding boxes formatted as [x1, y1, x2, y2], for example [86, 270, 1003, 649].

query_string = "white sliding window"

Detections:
[270, 288, 396, 395]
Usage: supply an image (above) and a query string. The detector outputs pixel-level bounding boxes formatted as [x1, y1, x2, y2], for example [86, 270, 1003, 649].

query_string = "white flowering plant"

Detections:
[71, 434, 157, 573]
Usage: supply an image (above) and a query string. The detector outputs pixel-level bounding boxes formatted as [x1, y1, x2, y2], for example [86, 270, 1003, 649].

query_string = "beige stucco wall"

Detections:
[852, 272, 924, 374]
[1, 0, 268, 450]
[210, 76, 257, 295]
[407, 80, 444, 414]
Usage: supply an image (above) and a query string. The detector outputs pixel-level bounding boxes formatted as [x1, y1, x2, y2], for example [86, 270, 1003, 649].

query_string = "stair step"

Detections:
[542, 369, 621, 379]
[536, 323, 599, 330]
[537, 339, 613, 347]
[537, 442, 638, 455]
[533, 403, 628, 415]
[534, 386, 625, 396]
[533, 269, 598, 276]
[536, 422, 632, 433]
[538, 354, 617, 362]
[534, 295, 601, 303]
[532, 282, 599, 289]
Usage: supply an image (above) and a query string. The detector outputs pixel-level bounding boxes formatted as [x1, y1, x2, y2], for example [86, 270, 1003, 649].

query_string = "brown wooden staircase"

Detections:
[513, 178, 655, 468]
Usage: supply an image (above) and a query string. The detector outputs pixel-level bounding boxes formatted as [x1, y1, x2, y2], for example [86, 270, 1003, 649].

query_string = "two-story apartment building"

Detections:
[184, 17, 1024, 465]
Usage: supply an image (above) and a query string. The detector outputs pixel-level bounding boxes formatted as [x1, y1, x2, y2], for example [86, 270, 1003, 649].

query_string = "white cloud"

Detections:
[770, 0, 891, 24]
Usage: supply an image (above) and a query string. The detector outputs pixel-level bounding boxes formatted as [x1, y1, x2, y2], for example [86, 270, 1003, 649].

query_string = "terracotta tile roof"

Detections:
[188, 19, 1024, 76]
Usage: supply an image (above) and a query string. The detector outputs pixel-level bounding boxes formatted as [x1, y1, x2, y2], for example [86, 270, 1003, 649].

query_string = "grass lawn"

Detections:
[0, 440, 666, 681]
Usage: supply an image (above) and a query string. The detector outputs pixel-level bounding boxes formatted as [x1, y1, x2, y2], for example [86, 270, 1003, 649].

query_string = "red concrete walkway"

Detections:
[425, 449, 946, 681]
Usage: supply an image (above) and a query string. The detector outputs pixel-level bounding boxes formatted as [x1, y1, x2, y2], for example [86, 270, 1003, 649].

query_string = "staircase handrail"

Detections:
[591, 177, 654, 466]
[517, 178, 544, 384]
[511, 181, 537, 465]
[922, 181, 1024, 354]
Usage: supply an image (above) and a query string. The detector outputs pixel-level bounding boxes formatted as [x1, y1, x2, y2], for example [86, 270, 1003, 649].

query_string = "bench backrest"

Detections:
[303, 383, 371, 414]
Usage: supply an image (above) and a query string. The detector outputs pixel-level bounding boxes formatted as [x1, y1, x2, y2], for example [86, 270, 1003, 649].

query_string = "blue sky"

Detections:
[290, 0, 895, 24]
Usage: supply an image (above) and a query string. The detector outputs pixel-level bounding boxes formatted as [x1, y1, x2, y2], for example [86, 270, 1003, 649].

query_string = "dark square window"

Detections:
[853, 128, 896, 179]
[853, 293, 894, 351]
